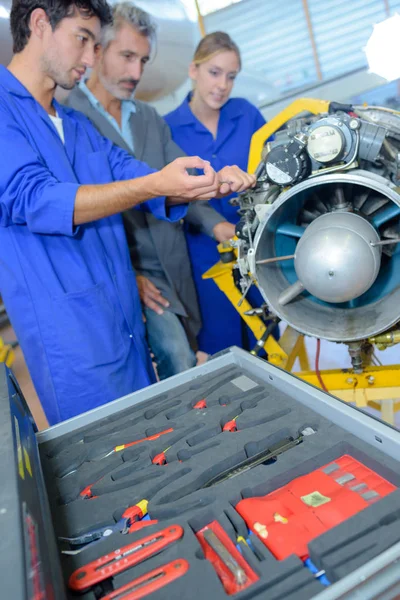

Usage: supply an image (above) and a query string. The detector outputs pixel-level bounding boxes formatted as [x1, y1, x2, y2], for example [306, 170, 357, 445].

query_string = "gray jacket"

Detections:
[64, 86, 225, 350]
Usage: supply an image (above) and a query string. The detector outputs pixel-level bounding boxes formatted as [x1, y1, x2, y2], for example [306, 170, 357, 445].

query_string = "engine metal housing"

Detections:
[250, 171, 400, 342]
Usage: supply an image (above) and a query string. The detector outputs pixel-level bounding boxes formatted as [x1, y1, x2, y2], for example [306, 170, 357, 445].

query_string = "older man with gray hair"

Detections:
[66, 2, 235, 380]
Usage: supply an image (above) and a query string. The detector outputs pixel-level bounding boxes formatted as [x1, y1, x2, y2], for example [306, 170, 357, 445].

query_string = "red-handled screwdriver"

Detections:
[223, 416, 240, 432]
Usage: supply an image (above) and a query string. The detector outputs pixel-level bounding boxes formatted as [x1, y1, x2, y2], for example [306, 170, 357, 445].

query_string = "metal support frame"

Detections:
[302, 0, 323, 81]
[193, 0, 206, 38]
[202, 259, 288, 366]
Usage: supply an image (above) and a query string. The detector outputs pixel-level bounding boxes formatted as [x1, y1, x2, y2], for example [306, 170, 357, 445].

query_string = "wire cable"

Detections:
[315, 338, 329, 393]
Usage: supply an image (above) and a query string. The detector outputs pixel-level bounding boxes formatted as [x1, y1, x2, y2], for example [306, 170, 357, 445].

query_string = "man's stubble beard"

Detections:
[40, 53, 76, 91]
[98, 68, 137, 101]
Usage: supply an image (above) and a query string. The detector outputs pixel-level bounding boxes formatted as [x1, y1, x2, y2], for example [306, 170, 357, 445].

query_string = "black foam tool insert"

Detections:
[40, 364, 400, 600]
[309, 489, 400, 582]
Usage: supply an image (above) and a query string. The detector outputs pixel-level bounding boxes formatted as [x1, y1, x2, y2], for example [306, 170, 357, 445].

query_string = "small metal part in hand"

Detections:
[203, 529, 247, 586]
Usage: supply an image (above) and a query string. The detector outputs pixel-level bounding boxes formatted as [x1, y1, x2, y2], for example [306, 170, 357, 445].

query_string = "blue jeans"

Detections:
[143, 307, 197, 380]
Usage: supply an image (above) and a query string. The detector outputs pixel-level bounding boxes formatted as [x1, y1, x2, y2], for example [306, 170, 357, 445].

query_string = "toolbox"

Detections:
[2, 346, 400, 600]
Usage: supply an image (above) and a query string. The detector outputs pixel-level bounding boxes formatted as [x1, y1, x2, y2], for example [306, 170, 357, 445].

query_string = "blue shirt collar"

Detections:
[178, 91, 243, 126]
[0, 65, 35, 97]
[0, 65, 67, 119]
[79, 78, 136, 152]
[79, 78, 136, 116]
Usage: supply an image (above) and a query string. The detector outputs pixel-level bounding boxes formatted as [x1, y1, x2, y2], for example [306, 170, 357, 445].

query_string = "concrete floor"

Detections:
[1, 322, 399, 432]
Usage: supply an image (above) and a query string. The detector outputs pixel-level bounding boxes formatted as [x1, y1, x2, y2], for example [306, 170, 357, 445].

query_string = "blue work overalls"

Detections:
[0, 66, 186, 424]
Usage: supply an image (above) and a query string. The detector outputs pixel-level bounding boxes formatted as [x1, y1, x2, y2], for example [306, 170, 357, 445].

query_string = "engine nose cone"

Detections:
[294, 212, 382, 303]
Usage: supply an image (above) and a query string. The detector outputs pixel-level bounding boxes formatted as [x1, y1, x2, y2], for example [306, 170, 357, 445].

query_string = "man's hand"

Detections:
[216, 165, 256, 197]
[152, 158, 257, 205]
[73, 158, 257, 226]
[136, 275, 169, 315]
[213, 221, 236, 242]
[153, 157, 221, 203]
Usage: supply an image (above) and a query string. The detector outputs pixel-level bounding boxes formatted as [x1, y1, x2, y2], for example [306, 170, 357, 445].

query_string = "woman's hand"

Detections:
[216, 165, 256, 196]
[213, 221, 236, 242]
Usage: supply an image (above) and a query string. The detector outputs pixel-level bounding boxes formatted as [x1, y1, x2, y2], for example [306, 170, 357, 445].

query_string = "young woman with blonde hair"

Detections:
[165, 31, 269, 355]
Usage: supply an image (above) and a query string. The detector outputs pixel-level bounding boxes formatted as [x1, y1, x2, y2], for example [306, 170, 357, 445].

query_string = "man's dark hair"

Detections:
[10, 0, 113, 53]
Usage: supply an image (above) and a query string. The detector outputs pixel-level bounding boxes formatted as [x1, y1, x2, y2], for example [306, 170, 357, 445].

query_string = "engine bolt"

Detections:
[346, 378, 355, 385]
[367, 376, 375, 385]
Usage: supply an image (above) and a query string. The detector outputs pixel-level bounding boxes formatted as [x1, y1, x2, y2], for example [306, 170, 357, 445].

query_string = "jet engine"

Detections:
[234, 101, 400, 360]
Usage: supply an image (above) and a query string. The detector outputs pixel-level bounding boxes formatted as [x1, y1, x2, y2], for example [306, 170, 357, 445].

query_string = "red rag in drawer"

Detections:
[236, 454, 396, 561]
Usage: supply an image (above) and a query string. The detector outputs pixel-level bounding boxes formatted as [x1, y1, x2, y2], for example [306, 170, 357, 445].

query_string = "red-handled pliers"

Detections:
[60, 500, 149, 554]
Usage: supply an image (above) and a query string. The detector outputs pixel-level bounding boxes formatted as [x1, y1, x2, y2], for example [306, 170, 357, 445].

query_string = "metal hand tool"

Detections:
[68, 525, 184, 592]
[60, 500, 149, 554]
[101, 559, 190, 600]
[55, 428, 174, 477]
[106, 428, 174, 457]
[196, 522, 258, 595]
[48, 369, 237, 457]
[203, 529, 247, 586]
[202, 434, 305, 488]
[150, 423, 203, 466]
[61, 465, 193, 552]
[44, 394, 169, 457]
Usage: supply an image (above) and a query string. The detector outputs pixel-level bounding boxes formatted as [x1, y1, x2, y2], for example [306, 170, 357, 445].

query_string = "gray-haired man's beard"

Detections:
[99, 72, 139, 100]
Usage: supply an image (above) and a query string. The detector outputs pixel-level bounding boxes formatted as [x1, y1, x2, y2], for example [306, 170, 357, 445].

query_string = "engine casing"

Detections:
[237, 104, 400, 342]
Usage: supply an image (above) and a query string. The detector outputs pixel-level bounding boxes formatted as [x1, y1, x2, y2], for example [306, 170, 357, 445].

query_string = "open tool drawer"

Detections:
[2, 347, 400, 600]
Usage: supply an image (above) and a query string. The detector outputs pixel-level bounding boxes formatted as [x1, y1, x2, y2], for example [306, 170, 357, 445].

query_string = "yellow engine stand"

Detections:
[203, 247, 400, 425]
[0, 336, 15, 367]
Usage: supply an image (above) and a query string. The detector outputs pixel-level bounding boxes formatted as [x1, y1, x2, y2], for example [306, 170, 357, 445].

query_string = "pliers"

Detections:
[59, 499, 149, 554]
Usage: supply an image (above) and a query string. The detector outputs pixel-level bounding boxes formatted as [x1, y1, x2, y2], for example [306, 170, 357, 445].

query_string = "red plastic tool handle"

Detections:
[193, 399, 207, 410]
[152, 452, 167, 466]
[122, 502, 148, 523]
[223, 420, 238, 433]
[80, 484, 94, 499]
[128, 520, 159, 534]
[101, 559, 190, 600]
[69, 525, 184, 592]
[114, 428, 174, 452]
